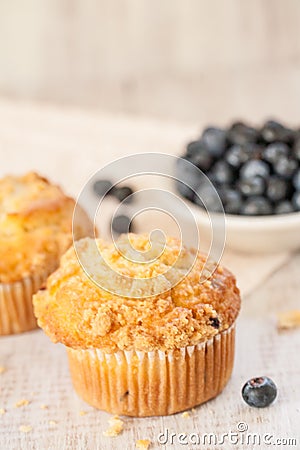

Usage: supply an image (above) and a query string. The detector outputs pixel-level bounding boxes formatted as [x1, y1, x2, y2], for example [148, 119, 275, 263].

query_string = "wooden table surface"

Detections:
[0, 99, 299, 450]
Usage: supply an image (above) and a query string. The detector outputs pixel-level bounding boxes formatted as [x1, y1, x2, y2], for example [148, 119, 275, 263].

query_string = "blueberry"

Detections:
[274, 201, 294, 214]
[293, 169, 300, 191]
[292, 191, 300, 211]
[274, 157, 298, 179]
[266, 176, 289, 202]
[209, 317, 220, 329]
[260, 120, 293, 144]
[194, 183, 223, 213]
[225, 144, 252, 169]
[262, 142, 289, 165]
[175, 157, 202, 199]
[186, 141, 213, 171]
[210, 160, 235, 185]
[112, 186, 134, 203]
[176, 180, 195, 201]
[242, 376, 277, 408]
[240, 160, 270, 180]
[238, 176, 265, 197]
[201, 127, 227, 157]
[93, 179, 113, 197]
[241, 197, 273, 215]
[293, 138, 300, 162]
[221, 188, 242, 214]
[111, 214, 133, 234]
[227, 122, 258, 145]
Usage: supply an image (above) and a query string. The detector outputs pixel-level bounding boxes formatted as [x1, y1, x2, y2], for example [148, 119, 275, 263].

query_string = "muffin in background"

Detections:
[0, 172, 93, 335]
[34, 233, 241, 417]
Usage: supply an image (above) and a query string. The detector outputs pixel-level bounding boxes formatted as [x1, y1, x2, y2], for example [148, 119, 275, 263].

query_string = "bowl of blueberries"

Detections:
[175, 120, 300, 253]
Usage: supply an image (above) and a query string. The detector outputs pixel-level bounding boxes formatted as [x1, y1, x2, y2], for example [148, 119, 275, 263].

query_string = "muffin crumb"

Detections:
[0, 408, 6, 415]
[19, 425, 32, 433]
[40, 404, 48, 410]
[277, 310, 300, 330]
[79, 410, 87, 416]
[15, 399, 30, 408]
[0, 367, 6, 374]
[136, 439, 151, 449]
[182, 411, 190, 418]
[49, 420, 57, 426]
[103, 415, 124, 437]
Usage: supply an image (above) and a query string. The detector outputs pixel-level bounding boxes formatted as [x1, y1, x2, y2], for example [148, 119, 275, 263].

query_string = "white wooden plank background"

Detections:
[1, 1, 300, 123]
[0, 99, 299, 449]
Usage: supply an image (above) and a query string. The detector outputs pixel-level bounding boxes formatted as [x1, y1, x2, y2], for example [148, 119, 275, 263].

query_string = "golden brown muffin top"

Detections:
[0, 172, 93, 283]
[34, 234, 241, 352]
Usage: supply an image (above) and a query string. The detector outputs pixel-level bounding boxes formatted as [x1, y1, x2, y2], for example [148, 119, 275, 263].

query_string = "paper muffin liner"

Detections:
[67, 323, 236, 417]
[0, 270, 52, 335]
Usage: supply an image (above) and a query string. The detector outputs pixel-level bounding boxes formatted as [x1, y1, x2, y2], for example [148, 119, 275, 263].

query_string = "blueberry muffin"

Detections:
[0, 172, 93, 335]
[34, 233, 241, 416]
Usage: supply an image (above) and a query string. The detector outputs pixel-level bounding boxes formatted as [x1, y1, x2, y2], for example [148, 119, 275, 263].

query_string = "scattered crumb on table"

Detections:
[0, 367, 6, 374]
[15, 399, 30, 408]
[79, 410, 87, 416]
[136, 439, 151, 449]
[40, 404, 48, 410]
[277, 310, 300, 330]
[19, 425, 32, 433]
[0, 409, 6, 415]
[48, 420, 57, 426]
[182, 411, 190, 418]
[103, 415, 124, 437]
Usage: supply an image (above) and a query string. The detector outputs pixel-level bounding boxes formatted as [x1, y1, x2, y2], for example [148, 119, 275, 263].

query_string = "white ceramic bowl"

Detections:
[186, 199, 300, 254]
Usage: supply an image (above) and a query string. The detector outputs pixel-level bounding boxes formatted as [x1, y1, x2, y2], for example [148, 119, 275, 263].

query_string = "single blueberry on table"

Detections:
[241, 196, 273, 215]
[201, 127, 227, 158]
[240, 160, 270, 180]
[274, 201, 294, 215]
[238, 176, 265, 197]
[242, 376, 277, 408]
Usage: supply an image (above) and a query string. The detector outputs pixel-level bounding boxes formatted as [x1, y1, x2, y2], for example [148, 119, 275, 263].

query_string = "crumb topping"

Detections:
[0, 172, 93, 283]
[34, 234, 241, 352]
